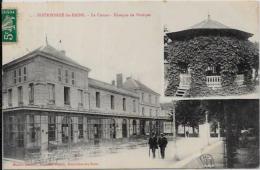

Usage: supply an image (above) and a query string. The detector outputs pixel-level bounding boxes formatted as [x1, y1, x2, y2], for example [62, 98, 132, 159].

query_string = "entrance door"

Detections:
[61, 117, 73, 144]
[94, 124, 100, 139]
[122, 119, 127, 138]
[140, 120, 145, 135]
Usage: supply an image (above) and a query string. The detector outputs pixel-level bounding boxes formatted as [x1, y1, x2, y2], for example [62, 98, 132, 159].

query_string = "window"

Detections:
[18, 68, 22, 82]
[155, 96, 158, 104]
[58, 68, 62, 82]
[8, 116, 14, 145]
[96, 92, 100, 108]
[65, 70, 69, 83]
[28, 83, 34, 104]
[29, 115, 36, 143]
[64, 87, 70, 105]
[47, 83, 55, 104]
[149, 94, 151, 103]
[207, 66, 216, 73]
[156, 110, 158, 116]
[27, 115, 41, 146]
[18, 86, 23, 106]
[17, 117, 24, 147]
[8, 89, 12, 106]
[111, 95, 114, 110]
[141, 93, 144, 101]
[206, 66, 218, 75]
[150, 109, 152, 116]
[71, 72, 75, 85]
[29, 115, 36, 142]
[13, 70, 16, 84]
[133, 100, 136, 112]
[23, 67, 27, 81]
[142, 107, 145, 115]
[123, 98, 126, 111]
[48, 116, 56, 141]
[78, 118, 83, 139]
[78, 89, 83, 106]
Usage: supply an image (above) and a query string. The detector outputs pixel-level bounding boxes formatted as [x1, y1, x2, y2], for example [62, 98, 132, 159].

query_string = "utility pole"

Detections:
[217, 122, 220, 140]
[171, 100, 180, 161]
[205, 111, 208, 123]
[205, 111, 210, 146]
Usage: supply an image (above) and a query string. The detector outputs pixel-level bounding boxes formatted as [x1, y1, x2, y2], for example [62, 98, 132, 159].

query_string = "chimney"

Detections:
[126, 76, 131, 80]
[116, 73, 123, 88]
[111, 80, 116, 86]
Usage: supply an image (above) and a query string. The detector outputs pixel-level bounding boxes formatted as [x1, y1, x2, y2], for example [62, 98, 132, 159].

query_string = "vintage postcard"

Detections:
[2, 1, 260, 169]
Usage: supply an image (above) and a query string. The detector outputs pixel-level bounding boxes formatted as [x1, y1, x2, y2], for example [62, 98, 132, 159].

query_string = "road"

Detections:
[3, 137, 221, 169]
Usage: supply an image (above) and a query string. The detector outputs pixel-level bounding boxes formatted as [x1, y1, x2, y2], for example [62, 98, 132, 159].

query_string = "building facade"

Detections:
[2, 44, 169, 159]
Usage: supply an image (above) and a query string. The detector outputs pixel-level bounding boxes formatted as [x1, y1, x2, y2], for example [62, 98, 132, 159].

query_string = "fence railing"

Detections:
[179, 74, 244, 89]
[206, 76, 222, 89]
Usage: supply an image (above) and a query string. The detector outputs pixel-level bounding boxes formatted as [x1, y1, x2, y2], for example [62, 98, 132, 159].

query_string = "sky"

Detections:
[2, 1, 259, 102]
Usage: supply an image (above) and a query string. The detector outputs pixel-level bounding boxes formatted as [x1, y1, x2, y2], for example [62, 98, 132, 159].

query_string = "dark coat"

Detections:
[158, 136, 168, 148]
[148, 136, 158, 149]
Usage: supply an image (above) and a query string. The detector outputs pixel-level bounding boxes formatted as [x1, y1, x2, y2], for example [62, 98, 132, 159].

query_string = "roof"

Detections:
[36, 44, 80, 66]
[167, 16, 253, 41]
[88, 78, 139, 98]
[189, 17, 229, 29]
[3, 44, 90, 72]
[123, 77, 160, 95]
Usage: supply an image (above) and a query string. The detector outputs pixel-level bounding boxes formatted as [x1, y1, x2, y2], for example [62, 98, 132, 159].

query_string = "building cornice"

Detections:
[2, 107, 170, 120]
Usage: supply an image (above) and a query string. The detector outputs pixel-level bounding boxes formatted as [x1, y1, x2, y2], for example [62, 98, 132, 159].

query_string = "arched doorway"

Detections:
[61, 116, 73, 143]
[133, 120, 137, 135]
[110, 119, 116, 139]
[122, 119, 127, 138]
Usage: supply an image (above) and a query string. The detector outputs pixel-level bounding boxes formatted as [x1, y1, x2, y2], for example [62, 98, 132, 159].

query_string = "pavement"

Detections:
[181, 140, 224, 168]
[3, 137, 222, 169]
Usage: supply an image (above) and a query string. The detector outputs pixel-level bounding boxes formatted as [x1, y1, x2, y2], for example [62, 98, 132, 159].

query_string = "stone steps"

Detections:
[175, 88, 188, 97]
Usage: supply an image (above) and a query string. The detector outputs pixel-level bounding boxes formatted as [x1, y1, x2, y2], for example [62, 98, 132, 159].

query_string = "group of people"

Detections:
[148, 133, 168, 159]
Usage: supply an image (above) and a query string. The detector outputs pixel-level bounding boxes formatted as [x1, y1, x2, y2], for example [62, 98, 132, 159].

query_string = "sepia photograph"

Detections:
[2, 0, 260, 169]
[164, 1, 259, 98]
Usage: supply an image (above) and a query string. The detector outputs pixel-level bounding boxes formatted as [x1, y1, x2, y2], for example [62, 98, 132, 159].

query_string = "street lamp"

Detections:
[205, 111, 210, 146]
[170, 101, 180, 161]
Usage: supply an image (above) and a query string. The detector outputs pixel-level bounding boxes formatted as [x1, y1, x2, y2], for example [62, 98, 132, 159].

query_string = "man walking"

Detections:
[148, 133, 158, 158]
[158, 133, 168, 159]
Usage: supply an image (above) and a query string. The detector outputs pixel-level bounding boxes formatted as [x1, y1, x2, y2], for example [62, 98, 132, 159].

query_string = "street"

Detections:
[3, 137, 222, 169]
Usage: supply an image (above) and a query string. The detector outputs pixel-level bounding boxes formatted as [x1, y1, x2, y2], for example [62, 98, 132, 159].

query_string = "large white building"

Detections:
[2, 43, 170, 159]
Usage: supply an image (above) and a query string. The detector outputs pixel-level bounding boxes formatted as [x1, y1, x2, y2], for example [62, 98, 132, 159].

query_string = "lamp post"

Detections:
[205, 111, 210, 146]
[217, 121, 220, 140]
[171, 100, 180, 161]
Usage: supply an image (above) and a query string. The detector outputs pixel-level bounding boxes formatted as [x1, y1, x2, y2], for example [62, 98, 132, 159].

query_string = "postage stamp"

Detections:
[2, 9, 17, 42]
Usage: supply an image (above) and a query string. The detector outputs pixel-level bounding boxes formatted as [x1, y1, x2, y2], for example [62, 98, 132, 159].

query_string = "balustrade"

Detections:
[179, 74, 244, 89]
[206, 76, 222, 89]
